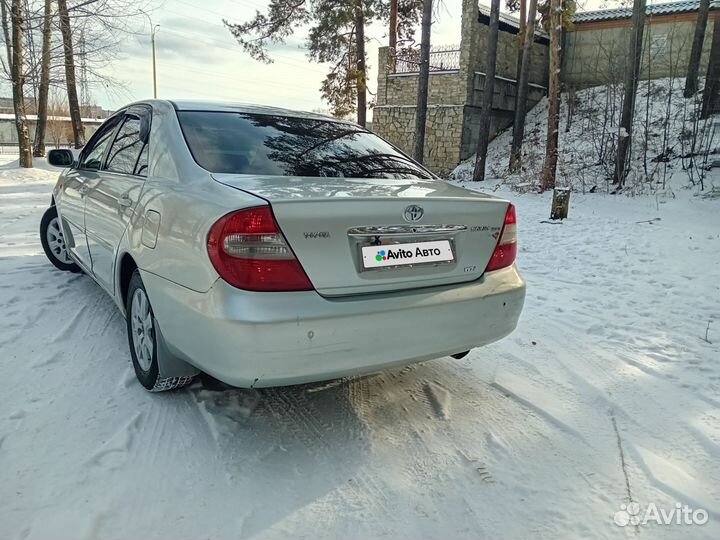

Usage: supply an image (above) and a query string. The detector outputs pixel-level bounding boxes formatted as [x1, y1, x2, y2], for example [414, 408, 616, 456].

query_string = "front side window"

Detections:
[177, 112, 434, 180]
[105, 116, 145, 175]
[79, 115, 122, 170]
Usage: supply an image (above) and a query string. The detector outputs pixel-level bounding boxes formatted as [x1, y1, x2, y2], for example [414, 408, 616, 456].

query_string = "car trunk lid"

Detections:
[213, 174, 511, 296]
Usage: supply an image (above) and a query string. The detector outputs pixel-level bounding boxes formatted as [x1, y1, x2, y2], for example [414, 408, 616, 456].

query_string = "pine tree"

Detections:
[701, 15, 720, 119]
[413, 0, 432, 162]
[508, 0, 538, 172]
[613, 0, 646, 188]
[225, 0, 419, 125]
[684, 0, 711, 98]
[472, 0, 501, 181]
[540, 0, 561, 191]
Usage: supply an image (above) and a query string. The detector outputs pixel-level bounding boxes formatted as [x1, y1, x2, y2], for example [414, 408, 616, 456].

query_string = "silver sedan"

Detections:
[40, 101, 526, 392]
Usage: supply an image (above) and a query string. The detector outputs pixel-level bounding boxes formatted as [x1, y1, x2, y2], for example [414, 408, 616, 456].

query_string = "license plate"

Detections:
[361, 240, 454, 269]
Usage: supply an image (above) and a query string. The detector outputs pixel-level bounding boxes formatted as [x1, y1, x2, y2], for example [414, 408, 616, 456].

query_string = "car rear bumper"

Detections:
[142, 265, 526, 388]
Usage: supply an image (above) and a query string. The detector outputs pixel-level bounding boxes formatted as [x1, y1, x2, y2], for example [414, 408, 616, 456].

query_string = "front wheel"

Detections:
[126, 270, 194, 392]
[40, 206, 81, 273]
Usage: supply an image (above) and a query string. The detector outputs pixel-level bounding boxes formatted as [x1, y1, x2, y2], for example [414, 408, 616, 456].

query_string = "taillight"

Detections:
[207, 206, 313, 292]
[484, 203, 517, 272]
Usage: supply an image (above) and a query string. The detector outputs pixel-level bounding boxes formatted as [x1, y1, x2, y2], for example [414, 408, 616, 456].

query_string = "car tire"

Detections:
[40, 206, 81, 273]
[126, 270, 194, 392]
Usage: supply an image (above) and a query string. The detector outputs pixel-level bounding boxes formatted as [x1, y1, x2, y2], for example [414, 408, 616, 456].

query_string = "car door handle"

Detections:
[78, 185, 89, 197]
[118, 194, 133, 208]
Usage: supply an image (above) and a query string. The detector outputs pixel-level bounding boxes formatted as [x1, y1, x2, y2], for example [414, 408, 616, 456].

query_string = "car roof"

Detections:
[168, 100, 355, 125]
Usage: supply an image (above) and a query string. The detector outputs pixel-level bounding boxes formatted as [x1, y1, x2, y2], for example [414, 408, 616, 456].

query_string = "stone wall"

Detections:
[563, 14, 717, 88]
[373, 105, 464, 175]
[373, 0, 549, 175]
[376, 58, 467, 107]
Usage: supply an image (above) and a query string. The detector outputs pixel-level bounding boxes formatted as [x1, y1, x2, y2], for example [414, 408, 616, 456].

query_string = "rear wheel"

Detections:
[126, 270, 194, 392]
[40, 206, 81, 273]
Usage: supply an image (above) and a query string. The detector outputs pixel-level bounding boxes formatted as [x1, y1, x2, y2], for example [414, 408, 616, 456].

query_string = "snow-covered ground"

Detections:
[451, 78, 719, 198]
[1, 156, 719, 539]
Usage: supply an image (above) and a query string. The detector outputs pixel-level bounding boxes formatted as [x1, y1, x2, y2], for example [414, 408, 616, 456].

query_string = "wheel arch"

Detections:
[118, 252, 138, 313]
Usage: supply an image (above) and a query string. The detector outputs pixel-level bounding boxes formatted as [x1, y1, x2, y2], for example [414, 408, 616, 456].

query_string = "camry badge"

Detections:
[403, 205, 424, 222]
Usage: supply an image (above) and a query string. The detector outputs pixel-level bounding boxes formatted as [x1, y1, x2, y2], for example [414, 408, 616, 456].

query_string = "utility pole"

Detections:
[151, 24, 159, 98]
[139, 10, 159, 98]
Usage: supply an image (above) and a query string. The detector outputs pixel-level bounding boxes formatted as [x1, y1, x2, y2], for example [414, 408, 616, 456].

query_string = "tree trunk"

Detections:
[58, 0, 84, 148]
[613, 0, 646, 187]
[540, 0, 562, 191]
[354, 3, 367, 127]
[701, 16, 720, 119]
[1, 1, 13, 77]
[413, 0, 432, 163]
[509, 0, 537, 172]
[10, 0, 31, 167]
[389, 0, 397, 50]
[472, 0, 500, 181]
[516, 0, 526, 83]
[33, 0, 52, 157]
[684, 0, 710, 98]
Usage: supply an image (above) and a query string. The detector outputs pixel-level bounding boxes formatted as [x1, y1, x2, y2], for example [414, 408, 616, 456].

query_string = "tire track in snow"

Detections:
[85, 411, 142, 470]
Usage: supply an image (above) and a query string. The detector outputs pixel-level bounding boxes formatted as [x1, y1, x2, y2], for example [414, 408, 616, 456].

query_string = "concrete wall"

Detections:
[563, 13, 718, 88]
[0, 117, 102, 147]
[473, 21, 549, 87]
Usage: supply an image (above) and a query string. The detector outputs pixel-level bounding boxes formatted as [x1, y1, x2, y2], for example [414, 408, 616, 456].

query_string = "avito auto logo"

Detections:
[376, 246, 442, 262]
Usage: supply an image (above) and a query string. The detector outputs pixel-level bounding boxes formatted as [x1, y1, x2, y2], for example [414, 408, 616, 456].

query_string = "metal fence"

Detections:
[393, 46, 461, 74]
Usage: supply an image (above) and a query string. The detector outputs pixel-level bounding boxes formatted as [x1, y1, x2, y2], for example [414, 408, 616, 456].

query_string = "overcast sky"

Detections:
[97, 0, 601, 116]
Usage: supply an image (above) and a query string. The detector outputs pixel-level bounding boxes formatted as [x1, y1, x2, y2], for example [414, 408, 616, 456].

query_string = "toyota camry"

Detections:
[40, 100, 526, 392]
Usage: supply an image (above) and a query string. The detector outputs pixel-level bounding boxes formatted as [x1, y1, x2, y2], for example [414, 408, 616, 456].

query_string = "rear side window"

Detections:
[135, 144, 149, 177]
[177, 111, 433, 179]
[105, 116, 145, 175]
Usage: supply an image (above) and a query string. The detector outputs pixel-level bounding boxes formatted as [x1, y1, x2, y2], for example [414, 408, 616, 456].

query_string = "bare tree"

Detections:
[540, 0, 561, 191]
[472, 0, 500, 181]
[701, 15, 720, 119]
[33, 0, 52, 157]
[613, 0, 646, 188]
[413, 0, 431, 162]
[1, 2, 12, 71]
[7, 0, 32, 166]
[57, 0, 83, 147]
[684, 0, 710, 98]
[509, 0, 537, 171]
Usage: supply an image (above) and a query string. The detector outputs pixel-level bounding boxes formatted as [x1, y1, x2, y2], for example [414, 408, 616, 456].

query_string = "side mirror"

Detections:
[48, 149, 75, 167]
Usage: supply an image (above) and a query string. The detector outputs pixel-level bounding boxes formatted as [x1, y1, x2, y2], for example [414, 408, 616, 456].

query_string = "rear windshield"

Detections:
[177, 111, 434, 180]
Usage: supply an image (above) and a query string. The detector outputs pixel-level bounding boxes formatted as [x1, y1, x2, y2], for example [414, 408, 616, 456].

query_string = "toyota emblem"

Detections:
[403, 205, 424, 222]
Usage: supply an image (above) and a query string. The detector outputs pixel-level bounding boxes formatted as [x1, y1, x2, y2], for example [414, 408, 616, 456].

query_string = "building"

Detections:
[0, 114, 104, 148]
[373, 0, 549, 175]
[564, 0, 719, 88]
[372, 0, 718, 175]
